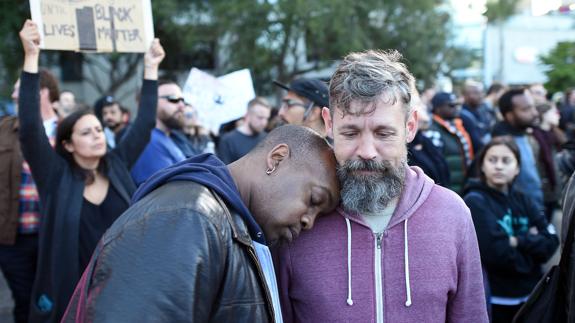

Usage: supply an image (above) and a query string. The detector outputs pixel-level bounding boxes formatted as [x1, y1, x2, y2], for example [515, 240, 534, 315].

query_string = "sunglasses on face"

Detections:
[160, 95, 186, 104]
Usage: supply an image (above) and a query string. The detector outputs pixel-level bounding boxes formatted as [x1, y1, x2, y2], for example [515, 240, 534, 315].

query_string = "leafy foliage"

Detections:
[0, 1, 32, 97]
[484, 0, 521, 23]
[540, 42, 575, 94]
[1, 0, 468, 97]
[160, 0, 466, 91]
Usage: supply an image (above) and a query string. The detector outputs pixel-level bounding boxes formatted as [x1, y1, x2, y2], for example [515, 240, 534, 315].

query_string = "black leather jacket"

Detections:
[62, 181, 274, 322]
[563, 172, 575, 323]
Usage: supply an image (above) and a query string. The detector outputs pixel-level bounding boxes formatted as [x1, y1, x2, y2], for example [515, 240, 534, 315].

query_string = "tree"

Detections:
[1, 0, 468, 99]
[540, 42, 575, 95]
[84, 53, 143, 101]
[0, 1, 31, 97]
[176, 0, 468, 92]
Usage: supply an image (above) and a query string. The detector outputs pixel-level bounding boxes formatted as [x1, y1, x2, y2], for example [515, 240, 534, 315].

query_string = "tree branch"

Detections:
[84, 58, 105, 94]
[84, 55, 110, 73]
[289, 24, 304, 76]
[291, 61, 324, 78]
[277, 12, 294, 81]
[115, 87, 136, 102]
[108, 54, 141, 94]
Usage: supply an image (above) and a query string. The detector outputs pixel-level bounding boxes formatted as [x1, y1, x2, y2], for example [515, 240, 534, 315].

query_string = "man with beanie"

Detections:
[424, 92, 474, 194]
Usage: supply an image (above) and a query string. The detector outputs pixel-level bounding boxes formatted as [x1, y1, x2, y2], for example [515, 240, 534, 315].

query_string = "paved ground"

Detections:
[0, 270, 14, 323]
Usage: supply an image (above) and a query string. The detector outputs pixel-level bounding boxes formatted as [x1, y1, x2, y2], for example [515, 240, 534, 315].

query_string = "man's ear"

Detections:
[406, 109, 419, 143]
[266, 143, 290, 172]
[321, 107, 333, 139]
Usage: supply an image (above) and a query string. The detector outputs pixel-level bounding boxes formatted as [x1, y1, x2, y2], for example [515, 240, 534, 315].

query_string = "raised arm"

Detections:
[17, 20, 63, 194]
[113, 39, 164, 168]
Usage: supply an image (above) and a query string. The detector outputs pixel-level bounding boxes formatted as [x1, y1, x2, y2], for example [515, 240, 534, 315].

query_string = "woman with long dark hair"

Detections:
[463, 136, 559, 322]
[17, 20, 164, 322]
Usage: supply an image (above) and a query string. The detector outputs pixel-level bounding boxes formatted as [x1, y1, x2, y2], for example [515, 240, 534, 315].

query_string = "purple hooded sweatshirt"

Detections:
[274, 166, 488, 323]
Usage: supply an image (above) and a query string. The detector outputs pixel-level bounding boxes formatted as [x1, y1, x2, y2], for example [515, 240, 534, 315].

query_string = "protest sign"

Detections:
[183, 68, 256, 135]
[29, 0, 154, 52]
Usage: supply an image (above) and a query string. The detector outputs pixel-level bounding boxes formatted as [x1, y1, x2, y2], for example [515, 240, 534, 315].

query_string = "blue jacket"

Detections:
[461, 103, 495, 148]
[130, 128, 187, 185]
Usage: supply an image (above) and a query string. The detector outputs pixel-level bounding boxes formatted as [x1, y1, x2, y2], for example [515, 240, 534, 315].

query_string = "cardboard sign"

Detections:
[183, 68, 256, 135]
[29, 0, 154, 52]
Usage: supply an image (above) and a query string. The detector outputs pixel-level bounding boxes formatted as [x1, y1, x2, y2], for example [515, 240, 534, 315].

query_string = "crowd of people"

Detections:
[1, 19, 575, 323]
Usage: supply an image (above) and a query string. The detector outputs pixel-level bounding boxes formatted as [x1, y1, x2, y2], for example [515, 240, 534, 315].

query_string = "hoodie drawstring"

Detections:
[344, 217, 412, 308]
[345, 217, 353, 306]
[404, 218, 412, 307]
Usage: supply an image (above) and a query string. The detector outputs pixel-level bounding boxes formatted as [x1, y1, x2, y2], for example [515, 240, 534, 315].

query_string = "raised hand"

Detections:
[19, 19, 41, 57]
[145, 38, 165, 67]
[20, 19, 41, 73]
[144, 38, 165, 80]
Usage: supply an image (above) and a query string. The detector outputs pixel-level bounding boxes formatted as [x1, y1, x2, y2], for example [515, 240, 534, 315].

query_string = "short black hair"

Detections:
[252, 125, 332, 162]
[498, 88, 526, 117]
[486, 83, 504, 96]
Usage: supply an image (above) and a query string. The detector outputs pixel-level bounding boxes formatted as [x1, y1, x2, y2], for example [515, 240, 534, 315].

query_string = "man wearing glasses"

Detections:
[131, 80, 193, 186]
[273, 78, 329, 138]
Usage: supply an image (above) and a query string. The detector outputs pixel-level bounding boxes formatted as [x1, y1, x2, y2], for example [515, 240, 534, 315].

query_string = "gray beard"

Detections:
[337, 159, 406, 214]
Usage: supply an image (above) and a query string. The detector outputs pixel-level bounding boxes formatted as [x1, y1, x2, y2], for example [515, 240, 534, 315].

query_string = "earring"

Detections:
[266, 165, 276, 175]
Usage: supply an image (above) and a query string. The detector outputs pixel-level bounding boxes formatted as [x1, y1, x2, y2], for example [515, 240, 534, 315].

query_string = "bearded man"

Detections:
[273, 50, 488, 323]
[131, 80, 191, 185]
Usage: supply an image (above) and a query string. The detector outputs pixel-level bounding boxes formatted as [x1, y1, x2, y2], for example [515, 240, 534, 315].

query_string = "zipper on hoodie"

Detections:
[374, 232, 384, 323]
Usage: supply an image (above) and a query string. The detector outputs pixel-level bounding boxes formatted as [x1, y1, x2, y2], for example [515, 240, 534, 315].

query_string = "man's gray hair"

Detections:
[329, 49, 416, 117]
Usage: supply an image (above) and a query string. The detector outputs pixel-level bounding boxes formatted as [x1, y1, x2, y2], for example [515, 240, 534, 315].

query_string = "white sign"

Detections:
[183, 68, 256, 134]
